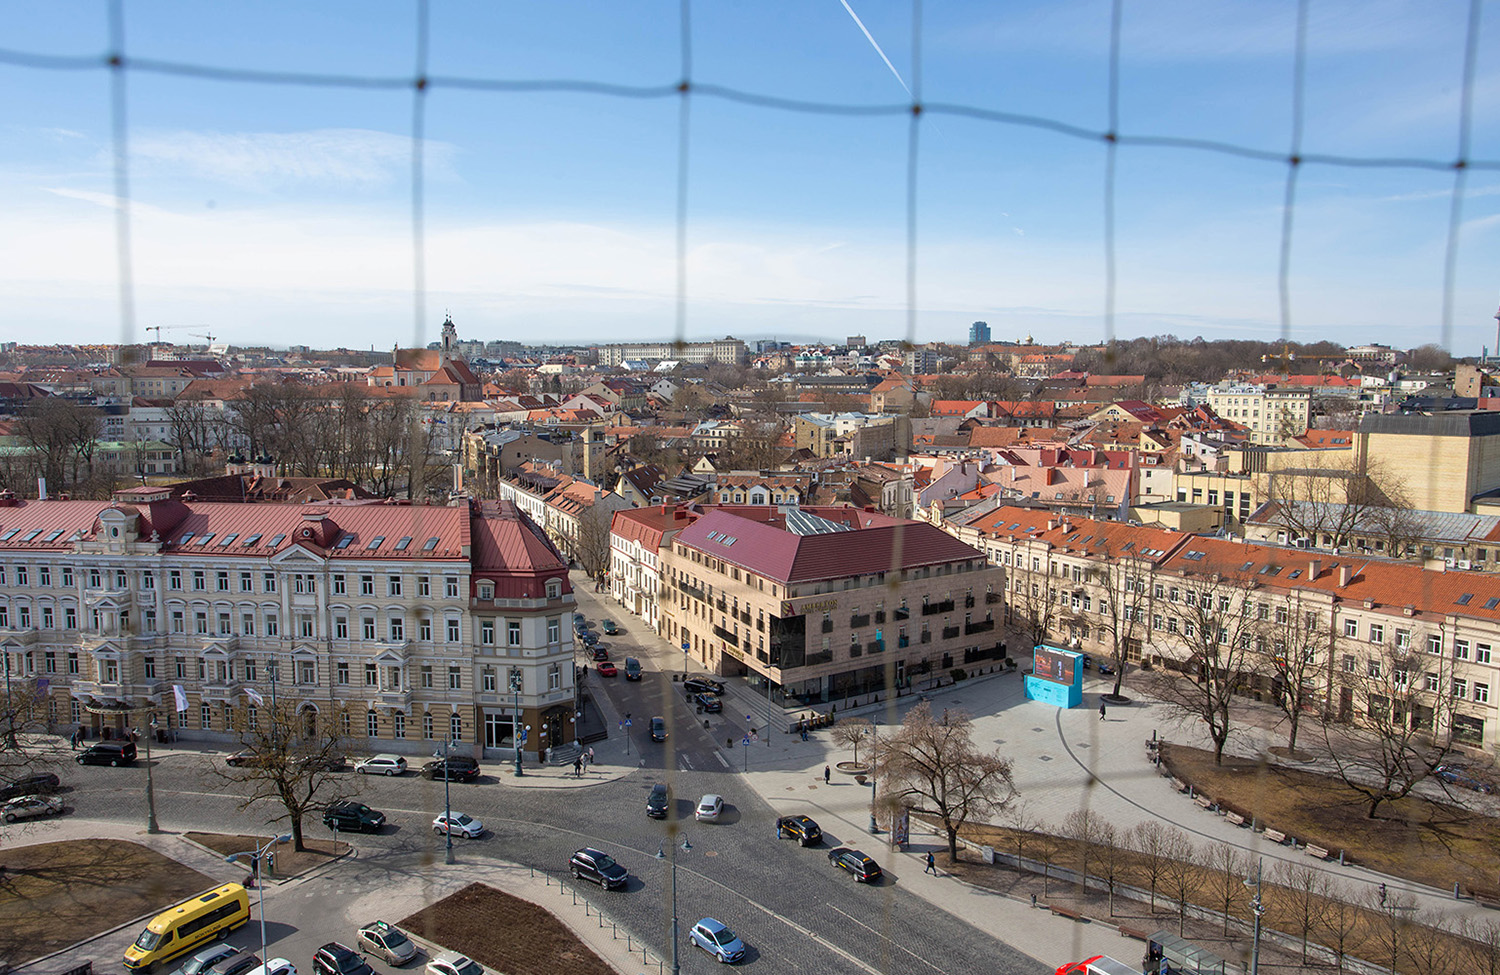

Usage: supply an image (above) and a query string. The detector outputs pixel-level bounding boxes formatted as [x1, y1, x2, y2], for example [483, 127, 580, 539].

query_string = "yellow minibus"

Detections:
[124, 883, 251, 972]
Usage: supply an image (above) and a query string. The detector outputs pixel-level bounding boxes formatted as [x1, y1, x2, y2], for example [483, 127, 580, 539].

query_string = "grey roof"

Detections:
[1251, 499, 1500, 544]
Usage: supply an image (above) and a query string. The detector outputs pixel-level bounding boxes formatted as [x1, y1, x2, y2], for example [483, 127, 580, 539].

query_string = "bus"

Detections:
[124, 883, 251, 972]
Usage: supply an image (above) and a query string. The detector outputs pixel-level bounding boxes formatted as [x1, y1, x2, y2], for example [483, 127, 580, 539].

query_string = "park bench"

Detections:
[1466, 885, 1500, 908]
[1117, 926, 1152, 943]
[1193, 794, 1215, 811]
[1170, 777, 1187, 792]
[1304, 844, 1331, 861]
[1263, 829, 1289, 845]
[1050, 905, 1084, 922]
[1224, 811, 1247, 827]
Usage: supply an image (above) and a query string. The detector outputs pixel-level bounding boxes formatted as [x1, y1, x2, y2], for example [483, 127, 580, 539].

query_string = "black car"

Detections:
[649, 716, 667, 742]
[76, 740, 137, 767]
[828, 847, 883, 883]
[694, 693, 722, 713]
[646, 783, 670, 818]
[422, 756, 481, 782]
[313, 943, 373, 975]
[0, 772, 60, 802]
[591, 647, 610, 662]
[776, 814, 822, 846]
[682, 675, 724, 695]
[322, 800, 386, 833]
[569, 848, 628, 889]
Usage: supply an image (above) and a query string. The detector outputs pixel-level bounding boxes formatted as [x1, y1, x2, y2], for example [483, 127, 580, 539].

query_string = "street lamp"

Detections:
[868, 776, 879, 834]
[1244, 857, 1265, 975]
[434, 736, 461, 865]
[84, 700, 159, 833]
[225, 834, 290, 966]
[509, 670, 524, 778]
[656, 830, 691, 975]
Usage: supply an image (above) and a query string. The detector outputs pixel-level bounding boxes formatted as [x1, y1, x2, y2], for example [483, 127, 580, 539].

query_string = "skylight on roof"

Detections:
[179, 532, 194, 544]
[218, 534, 237, 546]
[1458, 593, 1474, 605]
[423, 537, 440, 551]
[1485, 598, 1500, 610]
[43, 530, 63, 543]
[268, 534, 286, 547]
[395, 537, 412, 551]
[21, 529, 42, 542]
[336, 535, 355, 549]
[0, 530, 17, 542]
[1241, 561, 1255, 571]
[366, 536, 385, 550]
[195, 533, 214, 546]
[242, 534, 262, 547]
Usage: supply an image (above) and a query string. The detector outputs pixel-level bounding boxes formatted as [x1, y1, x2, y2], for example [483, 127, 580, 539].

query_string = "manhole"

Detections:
[703, 850, 719, 857]
[994, 739, 1006, 746]
[1076, 743, 1091, 749]
[1031, 727, 1044, 732]
[1038, 755, 1053, 762]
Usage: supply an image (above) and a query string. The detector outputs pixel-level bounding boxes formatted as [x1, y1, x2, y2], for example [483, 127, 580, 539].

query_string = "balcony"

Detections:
[894, 608, 910, 621]
[81, 632, 142, 654]
[713, 624, 739, 643]
[920, 632, 932, 644]
[821, 619, 834, 633]
[201, 680, 244, 703]
[715, 599, 727, 612]
[986, 592, 1002, 604]
[679, 581, 706, 602]
[866, 640, 885, 654]
[374, 688, 412, 711]
[0, 627, 38, 646]
[71, 680, 159, 703]
[199, 634, 240, 654]
[898, 636, 910, 648]
[964, 595, 976, 609]
[470, 592, 577, 611]
[738, 611, 751, 625]
[921, 600, 955, 617]
[965, 619, 995, 635]
[942, 625, 960, 639]
[850, 614, 871, 629]
[874, 611, 886, 625]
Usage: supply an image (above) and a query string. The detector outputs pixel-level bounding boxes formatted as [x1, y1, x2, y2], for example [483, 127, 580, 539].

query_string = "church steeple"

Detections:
[440, 312, 457, 365]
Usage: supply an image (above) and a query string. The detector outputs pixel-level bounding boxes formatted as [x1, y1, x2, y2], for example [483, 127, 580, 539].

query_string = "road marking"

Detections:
[679, 754, 694, 769]
[825, 903, 946, 975]
[715, 751, 730, 768]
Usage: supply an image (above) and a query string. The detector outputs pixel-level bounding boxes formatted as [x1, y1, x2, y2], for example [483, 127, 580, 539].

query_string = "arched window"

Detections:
[545, 578, 562, 599]
[449, 712, 462, 741]
[423, 712, 434, 740]
[366, 709, 379, 739]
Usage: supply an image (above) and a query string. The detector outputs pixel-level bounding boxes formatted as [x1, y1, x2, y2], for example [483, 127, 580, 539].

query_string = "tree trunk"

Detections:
[946, 825, 959, 864]
[1367, 795, 1386, 819]
[291, 816, 306, 852]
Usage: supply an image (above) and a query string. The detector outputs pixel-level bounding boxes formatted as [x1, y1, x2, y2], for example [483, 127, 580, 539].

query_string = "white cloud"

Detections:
[126, 128, 456, 191]
[43, 187, 171, 216]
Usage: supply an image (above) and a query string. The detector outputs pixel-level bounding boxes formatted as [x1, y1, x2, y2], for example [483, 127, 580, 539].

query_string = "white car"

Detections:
[245, 960, 297, 975]
[1, 794, 65, 823]
[695, 794, 724, 823]
[354, 754, 407, 776]
[425, 953, 483, 975]
[432, 812, 484, 838]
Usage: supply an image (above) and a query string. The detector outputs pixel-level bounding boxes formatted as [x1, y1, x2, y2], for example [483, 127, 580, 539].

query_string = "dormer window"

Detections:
[545, 579, 562, 599]
[479, 584, 494, 600]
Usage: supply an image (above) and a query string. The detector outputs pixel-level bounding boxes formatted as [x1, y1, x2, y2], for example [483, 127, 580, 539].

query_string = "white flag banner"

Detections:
[173, 684, 188, 712]
[244, 687, 265, 707]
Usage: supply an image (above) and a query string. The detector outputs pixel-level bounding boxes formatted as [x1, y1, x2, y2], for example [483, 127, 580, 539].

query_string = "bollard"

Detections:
[572, 890, 577, 906]
[1339, 850, 1346, 866]
[627, 932, 632, 949]
[1457, 882, 1463, 899]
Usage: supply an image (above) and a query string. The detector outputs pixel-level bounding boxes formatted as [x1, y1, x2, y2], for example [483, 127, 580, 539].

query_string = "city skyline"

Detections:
[0, 1, 1496, 353]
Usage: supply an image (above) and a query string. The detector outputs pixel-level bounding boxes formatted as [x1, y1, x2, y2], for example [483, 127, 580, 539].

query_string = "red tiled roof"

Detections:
[470, 500, 570, 597]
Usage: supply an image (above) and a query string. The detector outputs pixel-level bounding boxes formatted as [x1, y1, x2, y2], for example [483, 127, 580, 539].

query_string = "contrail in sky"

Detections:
[838, 0, 912, 98]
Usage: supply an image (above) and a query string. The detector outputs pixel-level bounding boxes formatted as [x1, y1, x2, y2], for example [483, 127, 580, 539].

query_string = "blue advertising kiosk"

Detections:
[1024, 645, 1084, 708]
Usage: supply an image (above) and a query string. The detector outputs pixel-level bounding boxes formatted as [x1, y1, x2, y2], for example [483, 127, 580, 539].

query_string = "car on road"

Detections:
[421, 756, 481, 782]
[601, 619, 618, 635]
[224, 749, 262, 768]
[623, 657, 642, 681]
[322, 800, 386, 833]
[425, 952, 484, 975]
[354, 754, 407, 776]
[355, 921, 418, 966]
[312, 944, 372, 975]
[1436, 764, 1494, 794]
[569, 848, 628, 889]
[205, 952, 262, 975]
[591, 647, 610, 662]
[776, 814, 822, 846]
[694, 692, 722, 713]
[696, 794, 724, 823]
[581, 631, 599, 647]
[683, 675, 724, 695]
[0, 771, 60, 802]
[243, 959, 296, 975]
[170, 944, 240, 975]
[1097, 662, 1117, 677]
[2, 794, 64, 822]
[432, 812, 484, 838]
[646, 783, 670, 819]
[572, 612, 586, 625]
[689, 918, 745, 964]
[649, 716, 667, 742]
[596, 661, 617, 677]
[76, 740, 137, 766]
[295, 753, 346, 773]
[828, 847, 883, 883]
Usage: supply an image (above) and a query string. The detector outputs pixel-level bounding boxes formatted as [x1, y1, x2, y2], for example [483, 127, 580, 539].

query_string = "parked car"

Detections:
[689, 918, 745, 964]
[432, 812, 484, 838]
[828, 847, 883, 883]
[425, 953, 483, 975]
[623, 657, 642, 681]
[1436, 764, 1494, 794]
[421, 757, 480, 783]
[569, 848, 628, 889]
[322, 800, 386, 833]
[312, 943, 372, 975]
[596, 661, 618, 677]
[224, 749, 262, 769]
[776, 814, 822, 846]
[649, 716, 667, 742]
[354, 754, 407, 776]
[601, 619, 618, 635]
[243, 960, 296, 975]
[76, 740, 136, 767]
[0, 771, 60, 802]
[1097, 662, 1117, 677]
[591, 647, 610, 662]
[695, 794, 724, 823]
[295, 753, 347, 773]
[572, 612, 586, 624]
[205, 952, 262, 975]
[1, 794, 64, 822]
[646, 783, 670, 819]
[355, 921, 418, 966]
[694, 693, 722, 713]
[169, 943, 241, 975]
[683, 675, 724, 695]
[581, 632, 599, 647]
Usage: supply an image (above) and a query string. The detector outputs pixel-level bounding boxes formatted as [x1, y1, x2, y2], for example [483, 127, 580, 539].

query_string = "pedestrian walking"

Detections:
[823, 765, 831, 785]
[587, 746, 595, 764]
[1378, 883, 1387, 906]
[1099, 702, 1107, 721]
[925, 852, 937, 875]
[68, 729, 77, 750]
[573, 757, 583, 778]
[1031, 893, 1038, 909]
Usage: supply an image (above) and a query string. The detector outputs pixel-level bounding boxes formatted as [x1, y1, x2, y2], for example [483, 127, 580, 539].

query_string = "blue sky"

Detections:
[1, 1, 1497, 354]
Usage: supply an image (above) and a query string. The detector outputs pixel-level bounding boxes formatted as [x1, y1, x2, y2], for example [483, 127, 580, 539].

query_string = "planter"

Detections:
[854, 774, 867, 785]
[835, 761, 871, 776]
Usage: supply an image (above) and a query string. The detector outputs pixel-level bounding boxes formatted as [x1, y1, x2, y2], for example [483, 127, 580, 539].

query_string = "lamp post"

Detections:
[656, 830, 690, 975]
[226, 834, 290, 966]
[1244, 857, 1265, 975]
[2, 650, 14, 749]
[434, 736, 460, 865]
[84, 700, 159, 833]
[510, 671, 524, 777]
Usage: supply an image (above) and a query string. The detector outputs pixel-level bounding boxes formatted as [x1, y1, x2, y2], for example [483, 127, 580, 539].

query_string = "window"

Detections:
[216, 571, 229, 592]
[547, 617, 560, 644]
[393, 712, 405, 739]
[362, 617, 376, 640]
[299, 615, 314, 638]
[265, 613, 279, 637]
[448, 666, 462, 690]
[201, 704, 212, 730]
[1343, 618, 1358, 638]
[388, 575, 403, 596]
[389, 617, 404, 641]
[263, 572, 276, 592]
[1426, 673, 1441, 692]
[195, 611, 209, 635]
[41, 607, 53, 629]
[337, 662, 349, 684]
[447, 618, 460, 643]
[508, 620, 521, 647]
[242, 613, 255, 636]
[365, 663, 378, 686]
[367, 710, 379, 738]
[481, 620, 495, 645]
[419, 575, 431, 597]
[193, 570, 206, 591]
[423, 712, 434, 739]
[143, 656, 156, 679]
[360, 575, 374, 596]
[298, 660, 315, 684]
[483, 667, 496, 692]
[1477, 683, 1491, 704]
[1479, 644, 1493, 665]
[421, 664, 433, 688]
[39, 566, 51, 587]
[247, 706, 258, 732]
[1427, 634, 1443, 655]
[450, 713, 462, 740]
[1341, 655, 1356, 673]
[245, 658, 257, 681]
[240, 571, 253, 592]
[419, 617, 432, 641]
[175, 656, 186, 679]
[333, 574, 346, 595]
[548, 663, 561, 690]
[1367, 659, 1382, 678]
[1369, 623, 1384, 643]
[1454, 677, 1469, 698]
[220, 612, 233, 636]
[1395, 629, 1411, 650]
[1455, 640, 1472, 661]
[445, 577, 459, 598]
[169, 569, 182, 590]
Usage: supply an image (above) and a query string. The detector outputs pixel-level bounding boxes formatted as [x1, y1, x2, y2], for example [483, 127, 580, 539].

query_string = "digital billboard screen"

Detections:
[1033, 647, 1076, 685]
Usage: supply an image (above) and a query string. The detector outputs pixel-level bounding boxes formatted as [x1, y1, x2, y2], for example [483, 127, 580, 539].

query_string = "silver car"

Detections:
[1, 794, 64, 822]
[356, 921, 418, 966]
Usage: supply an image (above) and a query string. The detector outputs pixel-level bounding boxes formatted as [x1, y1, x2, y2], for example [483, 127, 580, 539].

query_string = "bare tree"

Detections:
[1131, 819, 1173, 912]
[1457, 916, 1500, 975]
[1320, 891, 1363, 972]
[1061, 808, 1108, 897]
[0, 685, 54, 779]
[208, 698, 359, 851]
[832, 717, 874, 766]
[1007, 553, 1061, 651]
[1257, 589, 1334, 753]
[1144, 562, 1260, 763]
[1322, 642, 1461, 818]
[1206, 842, 1248, 936]
[1404, 908, 1460, 975]
[1159, 829, 1200, 936]
[1092, 820, 1125, 917]
[1367, 889, 1414, 975]
[1089, 547, 1155, 700]
[574, 507, 613, 584]
[16, 396, 99, 492]
[872, 701, 1017, 864]
[1261, 453, 1412, 551]
[1274, 860, 1331, 965]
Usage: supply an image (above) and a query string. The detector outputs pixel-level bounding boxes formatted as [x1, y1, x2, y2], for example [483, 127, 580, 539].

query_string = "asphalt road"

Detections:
[52, 673, 1047, 975]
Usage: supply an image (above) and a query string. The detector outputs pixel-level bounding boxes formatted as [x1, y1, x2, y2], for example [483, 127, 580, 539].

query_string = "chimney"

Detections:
[1047, 519, 1059, 530]
[1309, 559, 1322, 579]
[1337, 564, 1352, 587]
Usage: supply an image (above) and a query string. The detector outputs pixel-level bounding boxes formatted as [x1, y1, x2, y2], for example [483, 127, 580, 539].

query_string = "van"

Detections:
[77, 740, 138, 767]
[125, 883, 251, 972]
[623, 658, 642, 681]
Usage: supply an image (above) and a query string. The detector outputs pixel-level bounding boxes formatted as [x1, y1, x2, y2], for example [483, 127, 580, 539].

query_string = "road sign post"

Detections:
[624, 716, 633, 756]
[741, 735, 750, 772]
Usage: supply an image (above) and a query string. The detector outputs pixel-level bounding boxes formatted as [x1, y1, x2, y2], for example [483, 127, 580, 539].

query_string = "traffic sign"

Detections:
[625, 718, 633, 728]
[741, 735, 751, 746]
[682, 642, 691, 651]
[750, 732, 759, 743]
